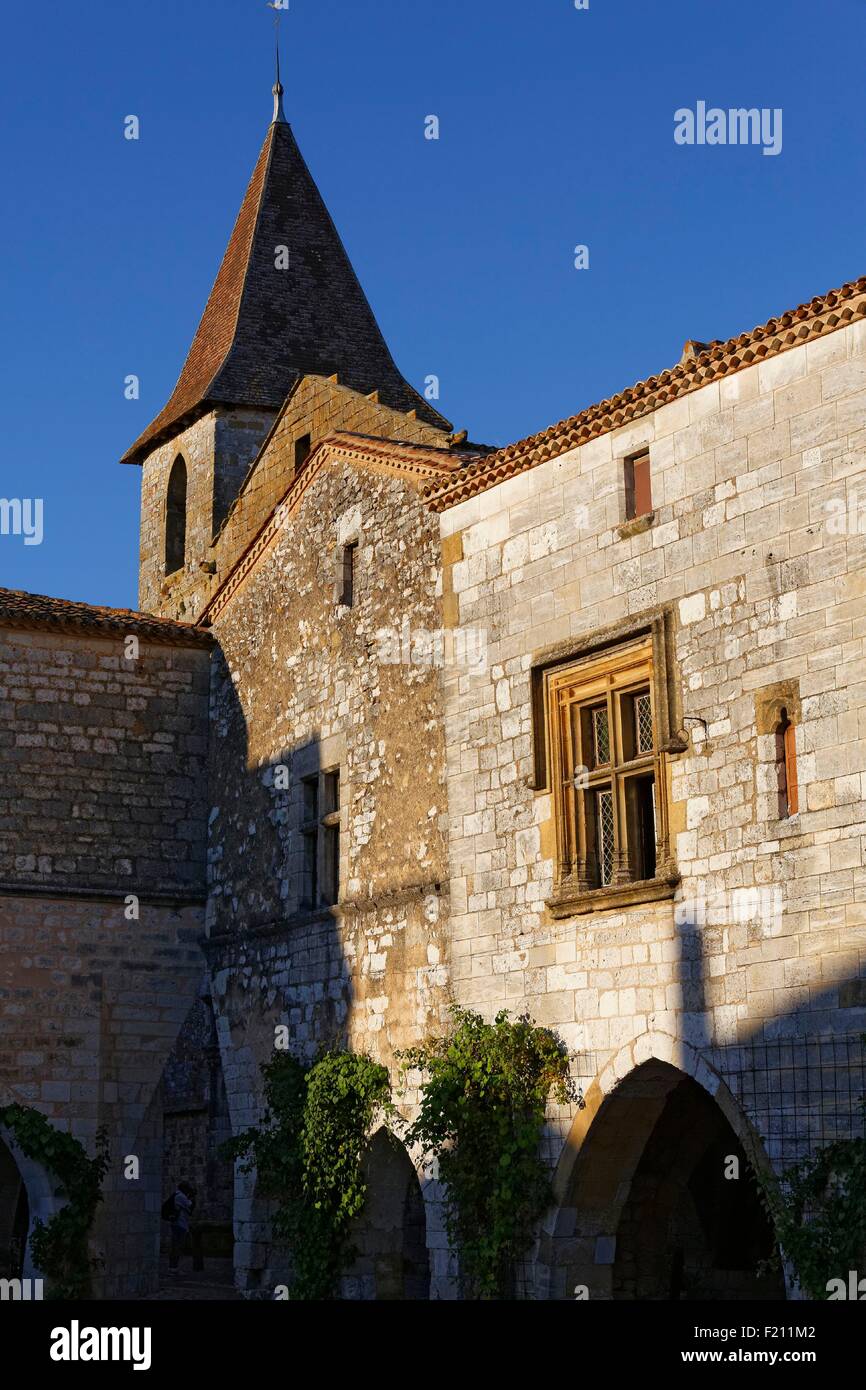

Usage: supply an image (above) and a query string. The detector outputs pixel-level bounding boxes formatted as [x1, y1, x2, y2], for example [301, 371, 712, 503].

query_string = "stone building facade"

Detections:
[0, 595, 212, 1295]
[427, 300, 866, 1298]
[1, 77, 864, 1300]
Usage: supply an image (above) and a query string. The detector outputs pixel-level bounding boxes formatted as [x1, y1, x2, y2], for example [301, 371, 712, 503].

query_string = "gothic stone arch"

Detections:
[538, 1033, 783, 1301]
[341, 1128, 431, 1300]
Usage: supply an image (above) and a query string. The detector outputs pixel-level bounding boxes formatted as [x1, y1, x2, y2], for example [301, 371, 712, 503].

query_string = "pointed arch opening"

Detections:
[165, 455, 188, 575]
[341, 1129, 430, 1300]
[548, 1058, 784, 1300]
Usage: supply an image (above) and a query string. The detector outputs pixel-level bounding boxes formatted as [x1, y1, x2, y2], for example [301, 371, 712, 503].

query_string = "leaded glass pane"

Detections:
[592, 705, 610, 765]
[635, 691, 653, 754]
[597, 787, 614, 886]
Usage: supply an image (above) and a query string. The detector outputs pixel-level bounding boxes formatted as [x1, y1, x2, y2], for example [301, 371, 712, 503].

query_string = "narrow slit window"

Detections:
[776, 708, 798, 818]
[164, 455, 187, 575]
[339, 541, 358, 608]
[321, 770, 341, 906]
[624, 450, 652, 520]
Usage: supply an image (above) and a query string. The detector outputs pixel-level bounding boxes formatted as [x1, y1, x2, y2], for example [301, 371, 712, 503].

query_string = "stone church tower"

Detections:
[124, 73, 452, 623]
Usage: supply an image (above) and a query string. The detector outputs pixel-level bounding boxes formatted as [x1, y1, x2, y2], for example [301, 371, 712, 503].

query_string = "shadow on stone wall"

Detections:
[202, 664, 434, 1297]
[541, 898, 866, 1301]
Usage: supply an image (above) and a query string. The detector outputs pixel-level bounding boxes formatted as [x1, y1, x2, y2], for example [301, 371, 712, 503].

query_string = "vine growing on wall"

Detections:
[224, 1050, 393, 1299]
[0, 1104, 109, 1299]
[399, 1006, 578, 1299]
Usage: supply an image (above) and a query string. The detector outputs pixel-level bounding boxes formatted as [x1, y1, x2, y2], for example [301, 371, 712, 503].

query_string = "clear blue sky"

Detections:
[1, 0, 862, 608]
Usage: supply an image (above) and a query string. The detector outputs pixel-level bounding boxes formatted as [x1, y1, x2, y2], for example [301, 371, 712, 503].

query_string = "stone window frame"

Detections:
[293, 735, 346, 914]
[531, 608, 687, 917]
[334, 508, 362, 610]
[617, 447, 655, 541]
[299, 767, 342, 910]
[754, 679, 801, 824]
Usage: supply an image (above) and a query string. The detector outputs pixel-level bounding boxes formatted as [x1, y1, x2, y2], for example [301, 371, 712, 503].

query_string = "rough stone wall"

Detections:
[138, 379, 451, 626]
[205, 452, 453, 1291]
[0, 627, 210, 896]
[138, 407, 275, 621]
[0, 623, 212, 1295]
[210, 375, 450, 567]
[438, 318, 866, 1291]
[0, 893, 205, 1296]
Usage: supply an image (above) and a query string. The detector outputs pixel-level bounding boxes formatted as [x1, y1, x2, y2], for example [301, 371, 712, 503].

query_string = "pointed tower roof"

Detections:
[121, 112, 450, 464]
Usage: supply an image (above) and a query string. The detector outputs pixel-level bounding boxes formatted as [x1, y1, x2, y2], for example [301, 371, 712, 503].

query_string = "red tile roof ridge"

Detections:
[0, 587, 214, 647]
[423, 275, 866, 511]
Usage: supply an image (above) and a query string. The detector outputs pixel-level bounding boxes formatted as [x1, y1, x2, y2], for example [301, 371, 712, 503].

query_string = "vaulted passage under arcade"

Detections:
[342, 1129, 430, 1300]
[553, 1059, 784, 1301]
[611, 1074, 784, 1299]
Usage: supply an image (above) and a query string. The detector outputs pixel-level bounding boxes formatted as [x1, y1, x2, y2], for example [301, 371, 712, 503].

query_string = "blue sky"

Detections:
[1, 0, 863, 608]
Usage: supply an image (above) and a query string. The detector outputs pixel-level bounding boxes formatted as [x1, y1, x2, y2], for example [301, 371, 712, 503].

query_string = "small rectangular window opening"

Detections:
[625, 450, 652, 520]
[776, 709, 799, 818]
[294, 434, 312, 472]
[339, 541, 358, 608]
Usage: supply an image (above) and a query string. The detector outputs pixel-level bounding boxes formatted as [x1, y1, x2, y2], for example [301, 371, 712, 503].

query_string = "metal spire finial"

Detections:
[266, 3, 287, 124]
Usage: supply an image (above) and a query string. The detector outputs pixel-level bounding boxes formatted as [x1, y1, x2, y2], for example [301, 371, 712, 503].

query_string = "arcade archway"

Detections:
[546, 1056, 784, 1300]
[342, 1129, 430, 1300]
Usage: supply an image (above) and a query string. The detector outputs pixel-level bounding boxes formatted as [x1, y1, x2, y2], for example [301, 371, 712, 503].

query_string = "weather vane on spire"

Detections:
[266, 2, 288, 124]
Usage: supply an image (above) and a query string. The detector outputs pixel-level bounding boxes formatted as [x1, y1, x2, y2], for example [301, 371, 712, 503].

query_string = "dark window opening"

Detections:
[165, 455, 187, 575]
[300, 769, 341, 909]
[775, 708, 798, 818]
[625, 450, 652, 520]
[294, 434, 312, 471]
[626, 774, 657, 881]
[301, 775, 319, 908]
[339, 541, 358, 608]
[321, 770, 341, 906]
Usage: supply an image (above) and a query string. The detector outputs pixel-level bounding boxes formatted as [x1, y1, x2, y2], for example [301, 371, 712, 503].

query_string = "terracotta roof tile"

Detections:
[423, 276, 866, 510]
[0, 588, 214, 647]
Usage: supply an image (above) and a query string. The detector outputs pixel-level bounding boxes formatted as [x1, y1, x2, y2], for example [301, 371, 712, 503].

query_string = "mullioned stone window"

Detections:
[532, 611, 686, 917]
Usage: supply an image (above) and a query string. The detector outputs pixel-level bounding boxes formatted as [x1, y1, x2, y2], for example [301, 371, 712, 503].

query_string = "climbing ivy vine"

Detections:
[399, 1006, 578, 1299]
[224, 1049, 392, 1299]
[0, 1103, 109, 1299]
